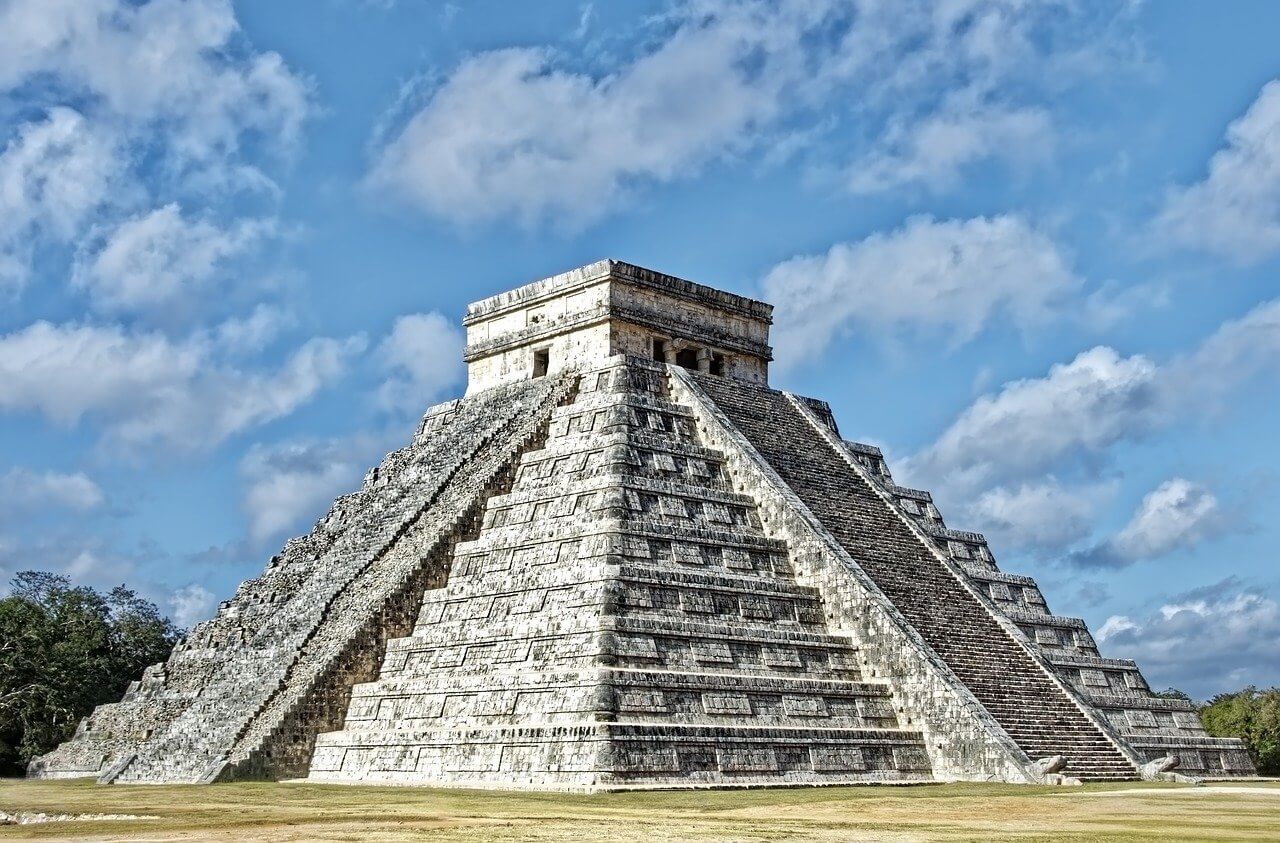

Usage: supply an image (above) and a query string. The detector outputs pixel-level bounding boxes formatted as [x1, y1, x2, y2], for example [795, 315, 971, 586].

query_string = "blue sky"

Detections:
[1, 0, 1278, 700]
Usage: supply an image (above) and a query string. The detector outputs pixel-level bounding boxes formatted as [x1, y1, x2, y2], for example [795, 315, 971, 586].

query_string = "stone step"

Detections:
[331, 667, 905, 732]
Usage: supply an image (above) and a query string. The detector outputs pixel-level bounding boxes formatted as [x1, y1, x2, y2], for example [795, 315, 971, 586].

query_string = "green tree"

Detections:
[1201, 686, 1280, 775]
[0, 572, 179, 776]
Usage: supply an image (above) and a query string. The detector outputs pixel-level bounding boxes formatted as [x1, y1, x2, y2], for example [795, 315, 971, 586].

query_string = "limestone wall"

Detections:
[464, 260, 772, 392]
[851, 428, 1256, 777]
[309, 357, 931, 790]
[30, 375, 574, 783]
[668, 368, 1038, 783]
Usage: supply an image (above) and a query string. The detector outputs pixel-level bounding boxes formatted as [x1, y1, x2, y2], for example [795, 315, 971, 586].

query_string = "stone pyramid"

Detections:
[32, 260, 1255, 788]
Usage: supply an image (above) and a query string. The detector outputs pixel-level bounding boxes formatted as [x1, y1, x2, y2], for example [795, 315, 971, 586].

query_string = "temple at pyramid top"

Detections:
[464, 259, 773, 392]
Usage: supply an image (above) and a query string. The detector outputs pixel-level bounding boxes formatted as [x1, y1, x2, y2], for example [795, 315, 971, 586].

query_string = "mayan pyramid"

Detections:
[31, 260, 1255, 788]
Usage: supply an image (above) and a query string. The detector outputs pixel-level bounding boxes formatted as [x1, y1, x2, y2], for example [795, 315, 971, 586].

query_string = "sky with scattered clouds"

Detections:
[1, 0, 1277, 700]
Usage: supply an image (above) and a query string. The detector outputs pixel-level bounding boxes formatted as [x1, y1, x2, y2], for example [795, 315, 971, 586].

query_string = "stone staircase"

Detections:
[34, 259, 1253, 788]
[92, 375, 573, 784]
[308, 358, 933, 789]
[847, 429, 1255, 777]
[692, 374, 1140, 782]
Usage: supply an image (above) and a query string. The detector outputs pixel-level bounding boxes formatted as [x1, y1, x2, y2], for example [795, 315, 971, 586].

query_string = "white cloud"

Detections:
[0, 321, 365, 453]
[0, 0, 310, 166]
[969, 479, 1114, 554]
[912, 300, 1280, 498]
[904, 346, 1159, 494]
[239, 436, 385, 544]
[1070, 478, 1225, 568]
[1155, 79, 1280, 264]
[0, 0, 309, 297]
[368, 31, 781, 228]
[0, 468, 104, 516]
[902, 298, 1280, 557]
[1096, 614, 1137, 640]
[1112, 479, 1223, 560]
[168, 583, 215, 628]
[1096, 584, 1280, 698]
[763, 215, 1082, 366]
[0, 108, 123, 291]
[368, 1, 1124, 227]
[377, 312, 466, 414]
[210, 304, 296, 356]
[72, 203, 275, 314]
[849, 104, 1053, 194]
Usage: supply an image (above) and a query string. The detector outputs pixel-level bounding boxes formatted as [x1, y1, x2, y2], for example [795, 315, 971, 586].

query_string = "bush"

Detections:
[0, 572, 179, 776]
[1200, 686, 1280, 775]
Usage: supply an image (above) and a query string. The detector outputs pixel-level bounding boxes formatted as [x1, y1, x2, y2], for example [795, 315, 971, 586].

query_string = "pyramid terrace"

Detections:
[31, 260, 1255, 789]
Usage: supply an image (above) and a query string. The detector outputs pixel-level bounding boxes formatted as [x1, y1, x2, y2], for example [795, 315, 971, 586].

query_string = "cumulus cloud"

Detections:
[239, 435, 386, 544]
[909, 297, 1280, 494]
[377, 312, 466, 414]
[0, 468, 104, 517]
[902, 299, 1280, 556]
[1097, 580, 1280, 698]
[849, 104, 1053, 194]
[0, 0, 310, 296]
[968, 479, 1114, 554]
[762, 215, 1082, 366]
[905, 346, 1159, 494]
[368, 31, 785, 228]
[1112, 479, 1222, 559]
[0, 0, 310, 166]
[168, 583, 215, 628]
[1155, 79, 1280, 264]
[0, 108, 124, 291]
[0, 321, 365, 453]
[72, 203, 276, 314]
[210, 304, 296, 356]
[1069, 478, 1226, 568]
[369, 0, 1127, 227]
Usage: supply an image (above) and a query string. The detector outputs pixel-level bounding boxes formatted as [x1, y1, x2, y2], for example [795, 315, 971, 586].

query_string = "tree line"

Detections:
[0, 570, 1276, 777]
[0, 572, 179, 776]
[1196, 688, 1280, 774]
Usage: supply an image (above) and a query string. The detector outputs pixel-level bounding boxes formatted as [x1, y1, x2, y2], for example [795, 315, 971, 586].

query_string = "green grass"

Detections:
[2, 778, 1278, 841]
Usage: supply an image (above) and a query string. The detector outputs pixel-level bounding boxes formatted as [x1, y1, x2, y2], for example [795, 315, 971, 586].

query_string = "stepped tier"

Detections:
[835, 426, 1254, 777]
[308, 359, 933, 788]
[685, 372, 1142, 782]
[683, 370, 1253, 779]
[33, 260, 1255, 787]
[311, 723, 930, 790]
[30, 375, 576, 783]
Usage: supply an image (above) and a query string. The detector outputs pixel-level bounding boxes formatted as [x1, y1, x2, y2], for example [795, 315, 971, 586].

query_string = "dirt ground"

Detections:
[1, 778, 1277, 841]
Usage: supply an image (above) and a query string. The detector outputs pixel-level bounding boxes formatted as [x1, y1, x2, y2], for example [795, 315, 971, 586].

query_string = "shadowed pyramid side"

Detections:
[834, 436, 1256, 777]
[29, 375, 575, 784]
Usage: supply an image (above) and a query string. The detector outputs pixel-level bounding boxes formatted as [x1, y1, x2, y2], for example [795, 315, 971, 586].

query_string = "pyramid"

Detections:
[31, 260, 1255, 788]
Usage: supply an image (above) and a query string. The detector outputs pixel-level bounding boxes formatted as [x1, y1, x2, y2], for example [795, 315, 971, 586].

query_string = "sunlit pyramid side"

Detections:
[31, 260, 1255, 788]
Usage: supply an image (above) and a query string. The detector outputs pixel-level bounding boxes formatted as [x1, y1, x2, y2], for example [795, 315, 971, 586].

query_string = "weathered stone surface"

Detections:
[31, 374, 574, 783]
[308, 357, 931, 789]
[31, 260, 1255, 787]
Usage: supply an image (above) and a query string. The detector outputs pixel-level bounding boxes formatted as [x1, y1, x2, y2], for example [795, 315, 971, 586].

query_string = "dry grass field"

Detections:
[1, 778, 1277, 841]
